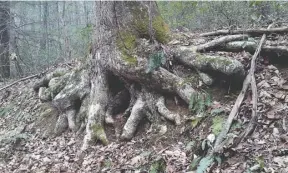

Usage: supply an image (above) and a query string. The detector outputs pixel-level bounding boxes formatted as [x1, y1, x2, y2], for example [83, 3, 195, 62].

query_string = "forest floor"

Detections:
[0, 31, 288, 173]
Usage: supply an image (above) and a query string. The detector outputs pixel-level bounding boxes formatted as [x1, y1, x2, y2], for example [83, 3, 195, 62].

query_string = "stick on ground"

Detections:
[196, 34, 248, 52]
[0, 71, 47, 92]
[199, 26, 287, 37]
[212, 24, 274, 154]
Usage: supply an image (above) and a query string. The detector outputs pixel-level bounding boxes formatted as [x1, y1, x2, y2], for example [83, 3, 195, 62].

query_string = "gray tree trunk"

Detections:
[0, 1, 10, 78]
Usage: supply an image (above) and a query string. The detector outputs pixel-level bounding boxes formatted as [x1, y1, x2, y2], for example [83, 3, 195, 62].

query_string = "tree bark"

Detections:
[40, 1, 48, 51]
[0, 1, 10, 78]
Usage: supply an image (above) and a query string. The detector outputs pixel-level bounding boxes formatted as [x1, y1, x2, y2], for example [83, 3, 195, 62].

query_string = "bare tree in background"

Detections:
[0, 1, 10, 78]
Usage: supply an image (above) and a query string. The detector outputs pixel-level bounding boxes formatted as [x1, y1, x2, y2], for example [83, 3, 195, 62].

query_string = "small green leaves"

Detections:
[149, 158, 166, 173]
[211, 116, 224, 135]
[146, 51, 166, 73]
[196, 156, 214, 173]
[190, 157, 202, 170]
[189, 91, 212, 115]
[0, 106, 13, 117]
[210, 108, 225, 116]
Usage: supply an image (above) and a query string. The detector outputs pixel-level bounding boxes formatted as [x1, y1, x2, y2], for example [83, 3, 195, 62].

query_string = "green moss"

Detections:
[122, 52, 138, 65]
[129, 3, 170, 44]
[178, 75, 198, 87]
[52, 71, 67, 77]
[90, 124, 108, 145]
[211, 116, 224, 135]
[39, 103, 57, 118]
[149, 158, 166, 173]
[152, 16, 170, 44]
[116, 31, 138, 65]
[196, 54, 232, 66]
[117, 31, 136, 50]
[133, 15, 170, 44]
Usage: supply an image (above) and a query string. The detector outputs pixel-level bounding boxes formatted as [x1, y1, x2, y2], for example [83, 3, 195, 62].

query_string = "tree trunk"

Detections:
[40, 2, 48, 51]
[0, 1, 10, 78]
[83, 1, 89, 26]
[34, 1, 196, 150]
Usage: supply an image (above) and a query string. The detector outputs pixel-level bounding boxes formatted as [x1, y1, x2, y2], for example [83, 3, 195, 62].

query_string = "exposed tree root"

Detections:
[196, 34, 248, 52]
[156, 96, 181, 125]
[199, 26, 288, 37]
[173, 46, 246, 79]
[220, 41, 288, 56]
[121, 93, 146, 140]
[105, 88, 130, 124]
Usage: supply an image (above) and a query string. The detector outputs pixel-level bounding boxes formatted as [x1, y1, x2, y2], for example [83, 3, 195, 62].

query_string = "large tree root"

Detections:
[173, 46, 246, 79]
[33, 66, 90, 136]
[199, 26, 288, 37]
[121, 93, 146, 140]
[220, 41, 288, 56]
[156, 96, 181, 125]
[33, 59, 186, 149]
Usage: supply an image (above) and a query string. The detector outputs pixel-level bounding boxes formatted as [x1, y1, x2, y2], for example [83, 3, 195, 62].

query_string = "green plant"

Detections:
[149, 158, 166, 173]
[196, 156, 214, 173]
[195, 155, 222, 173]
[0, 106, 13, 117]
[189, 91, 212, 115]
[146, 51, 166, 73]
[211, 116, 225, 135]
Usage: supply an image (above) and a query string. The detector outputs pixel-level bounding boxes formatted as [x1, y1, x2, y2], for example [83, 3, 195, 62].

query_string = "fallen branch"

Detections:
[221, 41, 288, 56]
[212, 24, 273, 154]
[0, 71, 47, 92]
[196, 34, 248, 52]
[200, 26, 288, 37]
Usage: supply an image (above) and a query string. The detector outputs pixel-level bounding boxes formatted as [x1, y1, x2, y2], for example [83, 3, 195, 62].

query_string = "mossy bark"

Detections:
[173, 46, 246, 80]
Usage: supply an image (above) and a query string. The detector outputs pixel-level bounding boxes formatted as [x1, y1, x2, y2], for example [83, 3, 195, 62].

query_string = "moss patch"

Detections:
[116, 31, 138, 65]
[152, 15, 170, 44]
[196, 54, 233, 66]
[133, 15, 170, 44]
[39, 103, 57, 118]
[129, 3, 170, 44]
[211, 116, 224, 135]
[91, 123, 109, 145]
[149, 158, 166, 173]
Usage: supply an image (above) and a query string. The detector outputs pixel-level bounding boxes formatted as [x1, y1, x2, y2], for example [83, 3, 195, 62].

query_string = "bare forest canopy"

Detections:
[0, 1, 95, 79]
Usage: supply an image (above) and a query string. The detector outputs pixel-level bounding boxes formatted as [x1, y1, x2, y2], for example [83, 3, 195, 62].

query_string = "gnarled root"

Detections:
[156, 96, 181, 125]
[34, 68, 90, 137]
[105, 89, 130, 124]
[81, 65, 109, 150]
[121, 93, 146, 140]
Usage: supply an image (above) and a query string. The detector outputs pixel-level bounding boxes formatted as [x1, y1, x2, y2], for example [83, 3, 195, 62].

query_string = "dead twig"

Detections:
[212, 23, 274, 154]
[0, 71, 47, 92]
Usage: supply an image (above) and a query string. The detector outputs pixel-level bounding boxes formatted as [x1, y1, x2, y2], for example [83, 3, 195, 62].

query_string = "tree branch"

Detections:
[212, 23, 274, 154]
